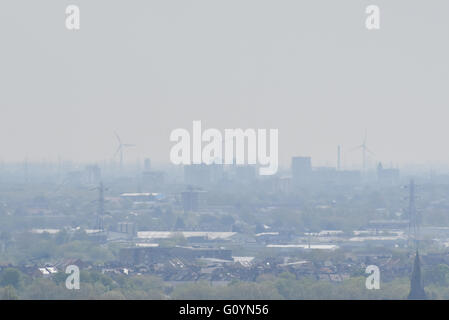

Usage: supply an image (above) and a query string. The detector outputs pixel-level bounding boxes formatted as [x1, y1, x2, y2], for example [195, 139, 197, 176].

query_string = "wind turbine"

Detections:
[350, 130, 375, 171]
[114, 132, 135, 170]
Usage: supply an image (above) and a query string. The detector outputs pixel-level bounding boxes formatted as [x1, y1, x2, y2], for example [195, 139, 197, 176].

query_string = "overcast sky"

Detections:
[0, 0, 448, 169]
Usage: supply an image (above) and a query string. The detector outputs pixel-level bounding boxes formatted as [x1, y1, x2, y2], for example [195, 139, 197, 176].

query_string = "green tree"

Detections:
[0, 286, 18, 300]
[0, 268, 22, 289]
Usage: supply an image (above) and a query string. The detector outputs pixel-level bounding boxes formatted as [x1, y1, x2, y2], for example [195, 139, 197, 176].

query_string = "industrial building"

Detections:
[181, 189, 207, 212]
[119, 246, 233, 265]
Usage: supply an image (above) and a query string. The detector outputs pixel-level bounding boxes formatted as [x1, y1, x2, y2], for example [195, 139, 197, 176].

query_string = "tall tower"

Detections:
[407, 179, 420, 248]
[96, 182, 105, 231]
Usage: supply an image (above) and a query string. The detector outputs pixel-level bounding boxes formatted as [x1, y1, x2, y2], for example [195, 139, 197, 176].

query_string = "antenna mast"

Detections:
[408, 179, 420, 249]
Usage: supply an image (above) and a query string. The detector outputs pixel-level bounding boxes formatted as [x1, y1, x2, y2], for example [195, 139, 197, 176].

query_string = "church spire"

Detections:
[408, 250, 426, 300]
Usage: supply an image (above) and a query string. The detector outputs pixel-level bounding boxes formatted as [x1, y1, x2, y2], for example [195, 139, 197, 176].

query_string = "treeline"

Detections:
[0, 266, 445, 300]
[2, 262, 449, 299]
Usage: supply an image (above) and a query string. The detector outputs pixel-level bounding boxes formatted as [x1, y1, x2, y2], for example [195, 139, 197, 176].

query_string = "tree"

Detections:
[0, 286, 18, 300]
[99, 290, 126, 300]
[0, 268, 22, 289]
[22, 279, 66, 300]
[423, 264, 449, 287]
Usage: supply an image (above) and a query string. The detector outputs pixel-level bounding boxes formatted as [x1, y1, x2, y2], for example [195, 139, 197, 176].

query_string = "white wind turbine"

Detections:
[114, 131, 135, 170]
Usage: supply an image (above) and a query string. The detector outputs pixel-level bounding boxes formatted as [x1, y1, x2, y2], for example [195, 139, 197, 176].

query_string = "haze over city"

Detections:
[1, 0, 449, 168]
[0, 0, 449, 303]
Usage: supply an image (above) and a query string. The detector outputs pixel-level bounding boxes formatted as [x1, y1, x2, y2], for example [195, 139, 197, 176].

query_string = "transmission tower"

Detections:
[96, 182, 105, 231]
[407, 179, 420, 249]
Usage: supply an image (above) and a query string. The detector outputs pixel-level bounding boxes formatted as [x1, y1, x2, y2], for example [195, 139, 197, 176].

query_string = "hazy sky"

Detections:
[0, 0, 448, 168]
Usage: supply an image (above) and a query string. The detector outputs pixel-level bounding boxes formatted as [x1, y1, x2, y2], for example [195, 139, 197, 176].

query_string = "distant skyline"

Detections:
[1, 1, 449, 168]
